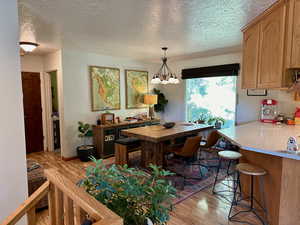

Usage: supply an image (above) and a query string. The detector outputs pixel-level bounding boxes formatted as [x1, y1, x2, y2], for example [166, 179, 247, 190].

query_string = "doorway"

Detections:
[21, 72, 44, 154]
[49, 71, 60, 151]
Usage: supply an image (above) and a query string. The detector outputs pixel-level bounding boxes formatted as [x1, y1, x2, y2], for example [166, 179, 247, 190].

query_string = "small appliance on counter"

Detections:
[261, 99, 278, 123]
[294, 108, 300, 125]
[276, 114, 285, 123]
[286, 117, 296, 125]
[287, 137, 299, 153]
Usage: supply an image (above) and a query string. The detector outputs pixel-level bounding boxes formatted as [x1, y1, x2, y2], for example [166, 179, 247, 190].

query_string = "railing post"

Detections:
[55, 186, 64, 225]
[27, 207, 36, 225]
[48, 183, 57, 225]
[64, 195, 74, 225]
[74, 205, 85, 225]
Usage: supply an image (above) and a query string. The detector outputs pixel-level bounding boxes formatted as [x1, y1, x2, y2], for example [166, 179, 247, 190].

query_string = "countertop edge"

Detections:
[218, 130, 300, 161]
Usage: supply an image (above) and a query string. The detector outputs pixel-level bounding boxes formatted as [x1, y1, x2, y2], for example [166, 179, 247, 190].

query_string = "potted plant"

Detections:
[153, 88, 168, 113]
[77, 121, 96, 162]
[79, 159, 176, 225]
[196, 113, 210, 124]
[207, 116, 226, 129]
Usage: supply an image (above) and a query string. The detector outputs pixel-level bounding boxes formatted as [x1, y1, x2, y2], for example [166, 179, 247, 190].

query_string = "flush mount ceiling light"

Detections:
[19, 4, 39, 54]
[151, 47, 179, 85]
[19, 41, 39, 53]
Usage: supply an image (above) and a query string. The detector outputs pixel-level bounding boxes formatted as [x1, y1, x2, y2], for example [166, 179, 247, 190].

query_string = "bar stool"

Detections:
[229, 163, 268, 225]
[212, 150, 242, 200]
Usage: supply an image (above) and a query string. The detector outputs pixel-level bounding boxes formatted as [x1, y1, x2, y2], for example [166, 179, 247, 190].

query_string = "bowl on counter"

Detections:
[163, 122, 176, 129]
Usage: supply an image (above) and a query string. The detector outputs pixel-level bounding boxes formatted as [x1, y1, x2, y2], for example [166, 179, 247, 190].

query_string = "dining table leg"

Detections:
[140, 141, 165, 168]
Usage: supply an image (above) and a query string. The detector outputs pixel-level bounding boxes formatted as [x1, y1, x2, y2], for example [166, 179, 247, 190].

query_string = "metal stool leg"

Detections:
[212, 158, 240, 202]
[226, 160, 232, 176]
[228, 171, 240, 219]
[229, 174, 269, 225]
[212, 157, 222, 194]
[250, 175, 254, 209]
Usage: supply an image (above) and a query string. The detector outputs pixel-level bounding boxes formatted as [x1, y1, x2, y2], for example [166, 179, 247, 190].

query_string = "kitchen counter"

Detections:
[219, 121, 300, 225]
[218, 121, 300, 160]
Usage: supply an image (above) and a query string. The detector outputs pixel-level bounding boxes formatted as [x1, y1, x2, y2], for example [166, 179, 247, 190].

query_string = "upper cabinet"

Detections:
[257, 4, 286, 88]
[290, 0, 300, 67]
[241, 0, 299, 89]
[242, 24, 260, 89]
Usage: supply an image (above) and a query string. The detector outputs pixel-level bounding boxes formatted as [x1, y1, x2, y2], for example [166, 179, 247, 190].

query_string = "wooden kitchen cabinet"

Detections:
[242, 24, 260, 89]
[290, 0, 300, 68]
[257, 4, 286, 88]
[241, 0, 287, 89]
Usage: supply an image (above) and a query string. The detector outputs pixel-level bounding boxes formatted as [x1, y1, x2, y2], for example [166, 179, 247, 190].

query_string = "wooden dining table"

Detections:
[122, 123, 213, 167]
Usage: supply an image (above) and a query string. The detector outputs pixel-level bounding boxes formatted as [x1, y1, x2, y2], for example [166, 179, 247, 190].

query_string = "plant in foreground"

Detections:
[79, 158, 177, 225]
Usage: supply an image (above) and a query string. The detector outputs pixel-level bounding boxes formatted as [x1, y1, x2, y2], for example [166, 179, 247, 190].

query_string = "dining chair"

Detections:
[166, 136, 202, 185]
[198, 130, 222, 171]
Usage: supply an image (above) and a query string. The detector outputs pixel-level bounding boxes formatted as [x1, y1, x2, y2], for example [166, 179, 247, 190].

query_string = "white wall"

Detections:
[268, 90, 300, 117]
[161, 53, 266, 124]
[61, 49, 158, 158]
[0, 0, 28, 222]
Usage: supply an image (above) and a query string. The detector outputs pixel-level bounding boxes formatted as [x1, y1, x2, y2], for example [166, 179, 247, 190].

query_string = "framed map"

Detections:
[90, 66, 120, 111]
[125, 70, 148, 109]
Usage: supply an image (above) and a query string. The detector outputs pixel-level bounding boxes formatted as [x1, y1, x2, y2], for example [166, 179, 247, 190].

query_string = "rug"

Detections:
[165, 156, 233, 205]
[121, 153, 235, 205]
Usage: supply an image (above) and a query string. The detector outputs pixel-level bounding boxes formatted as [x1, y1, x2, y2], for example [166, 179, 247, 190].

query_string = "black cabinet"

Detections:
[93, 119, 160, 158]
[102, 128, 116, 157]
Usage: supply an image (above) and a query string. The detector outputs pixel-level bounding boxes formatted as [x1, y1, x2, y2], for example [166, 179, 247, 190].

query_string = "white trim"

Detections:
[44, 72, 55, 151]
[40, 72, 47, 151]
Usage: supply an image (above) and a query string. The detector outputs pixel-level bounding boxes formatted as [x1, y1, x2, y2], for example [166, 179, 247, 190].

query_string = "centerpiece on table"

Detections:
[79, 158, 176, 225]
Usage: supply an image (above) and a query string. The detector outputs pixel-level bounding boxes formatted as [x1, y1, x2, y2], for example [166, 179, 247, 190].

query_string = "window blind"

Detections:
[181, 63, 240, 79]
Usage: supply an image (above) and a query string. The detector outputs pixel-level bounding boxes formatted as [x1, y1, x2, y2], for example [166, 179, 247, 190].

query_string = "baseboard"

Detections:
[61, 156, 78, 161]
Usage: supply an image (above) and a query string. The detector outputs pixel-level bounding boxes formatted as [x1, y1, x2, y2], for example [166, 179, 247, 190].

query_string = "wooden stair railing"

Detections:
[1, 169, 123, 225]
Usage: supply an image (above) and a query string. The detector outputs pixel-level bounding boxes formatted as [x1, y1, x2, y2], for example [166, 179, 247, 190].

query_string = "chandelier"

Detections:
[151, 47, 179, 85]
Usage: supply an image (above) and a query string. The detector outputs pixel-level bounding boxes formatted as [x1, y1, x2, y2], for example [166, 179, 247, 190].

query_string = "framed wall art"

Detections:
[90, 66, 120, 111]
[125, 70, 148, 109]
[246, 89, 268, 96]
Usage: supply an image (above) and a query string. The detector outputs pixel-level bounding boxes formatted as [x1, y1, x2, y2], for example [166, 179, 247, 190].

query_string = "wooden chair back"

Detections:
[178, 136, 202, 157]
[203, 130, 220, 148]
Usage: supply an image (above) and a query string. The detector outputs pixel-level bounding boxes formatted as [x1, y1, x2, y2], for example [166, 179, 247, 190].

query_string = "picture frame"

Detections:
[125, 70, 149, 109]
[247, 89, 268, 96]
[101, 113, 115, 125]
[90, 66, 120, 111]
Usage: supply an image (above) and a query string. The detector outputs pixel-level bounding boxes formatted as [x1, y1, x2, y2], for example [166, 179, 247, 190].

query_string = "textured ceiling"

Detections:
[18, 0, 277, 61]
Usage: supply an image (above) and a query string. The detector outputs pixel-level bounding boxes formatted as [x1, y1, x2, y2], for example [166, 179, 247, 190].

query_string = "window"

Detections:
[186, 76, 237, 128]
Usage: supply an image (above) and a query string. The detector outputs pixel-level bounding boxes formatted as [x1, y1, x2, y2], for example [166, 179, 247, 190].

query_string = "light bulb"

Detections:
[174, 78, 180, 84]
[168, 76, 175, 84]
[151, 78, 157, 84]
[161, 80, 169, 85]
[154, 77, 161, 84]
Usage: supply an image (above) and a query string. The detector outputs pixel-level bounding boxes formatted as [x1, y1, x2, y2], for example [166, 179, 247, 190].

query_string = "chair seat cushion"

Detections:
[218, 150, 242, 160]
[236, 163, 267, 176]
[115, 137, 140, 146]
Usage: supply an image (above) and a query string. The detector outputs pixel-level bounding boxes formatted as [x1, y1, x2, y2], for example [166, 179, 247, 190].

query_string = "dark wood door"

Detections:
[22, 72, 44, 154]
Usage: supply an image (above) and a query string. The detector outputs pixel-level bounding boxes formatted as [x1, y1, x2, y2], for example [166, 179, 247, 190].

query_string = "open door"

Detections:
[21, 72, 44, 154]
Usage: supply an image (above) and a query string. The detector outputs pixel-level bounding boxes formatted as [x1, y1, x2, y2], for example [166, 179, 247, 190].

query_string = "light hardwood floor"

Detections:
[28, 152, 260, 225]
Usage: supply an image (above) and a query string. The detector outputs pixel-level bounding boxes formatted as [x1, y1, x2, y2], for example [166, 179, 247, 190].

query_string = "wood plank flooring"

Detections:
[28, 152, 260, 225]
